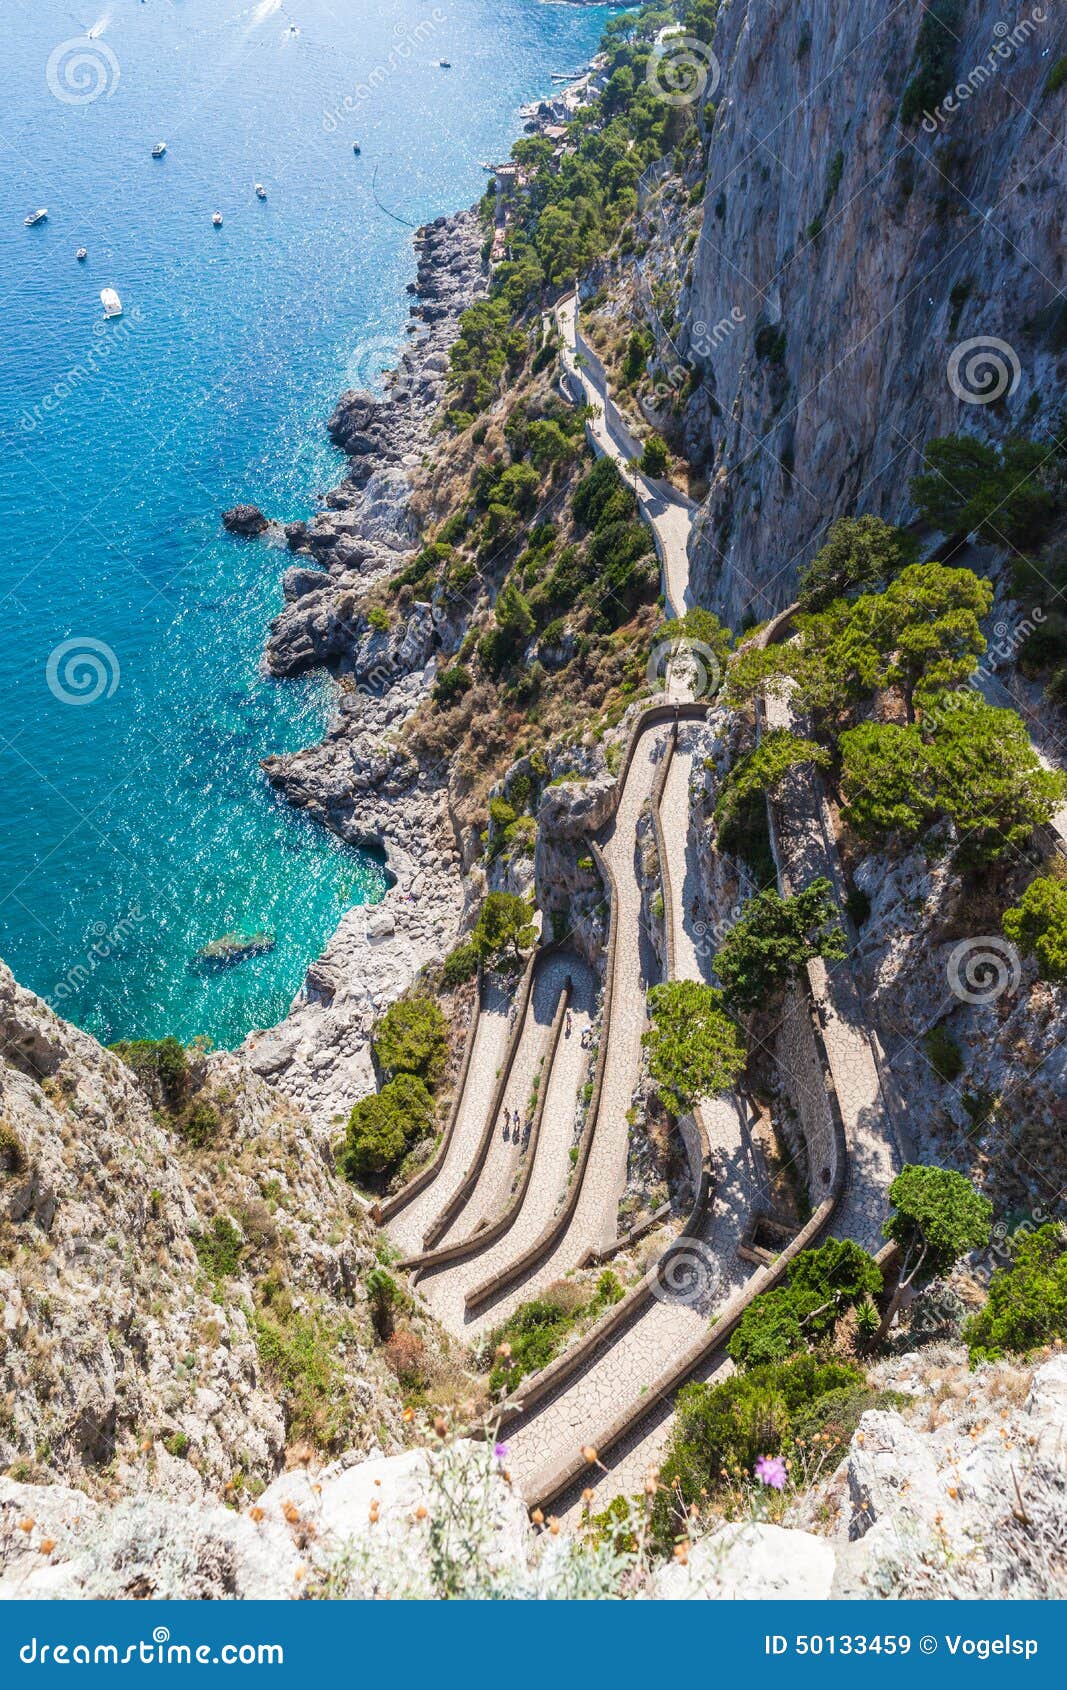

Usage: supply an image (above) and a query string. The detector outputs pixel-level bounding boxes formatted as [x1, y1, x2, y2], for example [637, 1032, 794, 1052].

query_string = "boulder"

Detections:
[651, 1522, 835, 1600]
[221, 504, 269, 537]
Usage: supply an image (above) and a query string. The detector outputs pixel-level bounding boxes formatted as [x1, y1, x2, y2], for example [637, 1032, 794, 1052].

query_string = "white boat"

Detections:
[100, 288, 123, 318]
[212, 211, 223, 227]
[255, 183, 267, 200]
[152, 142, 167, 158]
[76, 247, 88, 262]
[24, 209, 48, 227]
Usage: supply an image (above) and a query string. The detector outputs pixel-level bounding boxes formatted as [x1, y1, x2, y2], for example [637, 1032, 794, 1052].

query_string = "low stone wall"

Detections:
[376, 971, 483, 1226]
[396, 966, 573, 1277]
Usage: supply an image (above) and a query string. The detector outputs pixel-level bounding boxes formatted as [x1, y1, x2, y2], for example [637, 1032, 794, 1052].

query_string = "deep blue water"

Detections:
[0, 0, 605, 1048]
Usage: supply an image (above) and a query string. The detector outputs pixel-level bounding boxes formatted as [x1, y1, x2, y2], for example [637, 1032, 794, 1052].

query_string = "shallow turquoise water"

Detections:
[0, 0, 605, 1048]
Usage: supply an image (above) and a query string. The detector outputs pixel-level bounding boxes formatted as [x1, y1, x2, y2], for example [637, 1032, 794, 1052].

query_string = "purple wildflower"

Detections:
[754, 1454, 787, 1490]
[494, 1442, 509, 1460]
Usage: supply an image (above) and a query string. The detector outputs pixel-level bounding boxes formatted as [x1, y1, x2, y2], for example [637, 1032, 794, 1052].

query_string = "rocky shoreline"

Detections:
[236, 208, 489, 1127]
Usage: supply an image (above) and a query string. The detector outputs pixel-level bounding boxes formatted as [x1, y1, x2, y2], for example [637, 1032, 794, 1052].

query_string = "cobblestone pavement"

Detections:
[385, 980, 512, 1257]
[765, 688, 901, 1252]
[431, 954, 571, 1254]
[415, 956, 597, 1335]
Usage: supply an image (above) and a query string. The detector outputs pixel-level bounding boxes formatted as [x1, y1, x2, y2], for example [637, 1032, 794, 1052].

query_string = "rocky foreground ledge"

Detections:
[233, 210, 487, 1125]
[3, 1354, 1064, 1599]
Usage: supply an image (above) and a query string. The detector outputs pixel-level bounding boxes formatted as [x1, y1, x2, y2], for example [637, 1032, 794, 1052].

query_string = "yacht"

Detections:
[24, 209, 48, 227]
[255, 183, 267, 200]
[100, 288, 123, 318]
[76, 247, 88, 262]
[152, 142, 167, 158]
[212, 211, 223, 227]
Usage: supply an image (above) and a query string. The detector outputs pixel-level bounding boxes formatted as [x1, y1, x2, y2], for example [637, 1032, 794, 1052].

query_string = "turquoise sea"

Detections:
[0, 0, 606, 1048]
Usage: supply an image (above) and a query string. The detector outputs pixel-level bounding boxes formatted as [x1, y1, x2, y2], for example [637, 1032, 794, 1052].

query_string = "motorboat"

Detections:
[212, 211, 223, 227]
[255, 183, 267, 200]
[100, 288, 123, 318]
[152, 142, 167, 158]
[352, 142, 361, 155]
[76, 247, 88, 262]
[439, 60, 451, 68]
[24, 209, 48, 227]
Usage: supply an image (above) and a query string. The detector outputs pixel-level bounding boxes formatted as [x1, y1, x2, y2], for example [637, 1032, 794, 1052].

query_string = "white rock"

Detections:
[652, 1523, 835, 1600]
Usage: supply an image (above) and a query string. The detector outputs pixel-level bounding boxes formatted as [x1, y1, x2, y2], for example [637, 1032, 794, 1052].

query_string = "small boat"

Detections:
[352, 142, 361, 155]
[24, 209, 48, 227]
[76, 247, 88, 262]
[212, 211, 223, 227]
[438, 60, 451, 69]
[100, 288, 123, 318]
[152, 142, 167, 158]
[255, 183, 267, 200]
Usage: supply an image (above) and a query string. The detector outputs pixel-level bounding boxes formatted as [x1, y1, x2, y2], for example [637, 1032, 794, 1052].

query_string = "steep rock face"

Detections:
[0, 964, 403, 1499]
[683, 0, 1065, 621]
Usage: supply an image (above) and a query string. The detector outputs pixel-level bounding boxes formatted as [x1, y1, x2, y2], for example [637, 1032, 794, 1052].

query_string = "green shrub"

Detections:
[714, 879, 845, 1013]
[253, 1296, 351, 1449]
[643, 980, 747, 1114]
[652, 1355, 863, 1544]
[110, 1035, 190, 1111]
[343, 1074, 435, 1183]
[373, 997, 448, 1086]
[899, 0, 963, 126]
[191, 1215, 244, 1282]
[911, 435, 1059, 549]
[0, 1119, 26, 1175]
[441, 942, 479, 988]
[924, 1025, 964, 1082]
[367, 605, 390, 633]
[639, 433, 670, 477]
[963, 1223, 1067, 1364]
[179, 1099, 220, 1148]
[727, 1240, 882, 1367]
[433, 664, 473, 708]
[1003, 875, 1067, 982]
[797, 516, 919, 610]
[1044, 55, 1067, 97]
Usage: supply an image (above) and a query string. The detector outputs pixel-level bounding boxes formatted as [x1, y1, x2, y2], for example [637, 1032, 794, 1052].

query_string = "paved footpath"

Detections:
[416, 956, 597, 1336]
[556, 294, 695, 618]
[385, 980, 512, 1258]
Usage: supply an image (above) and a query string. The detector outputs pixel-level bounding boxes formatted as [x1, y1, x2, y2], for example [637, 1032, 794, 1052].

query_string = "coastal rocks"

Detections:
[192, 930, 276, 969]
[222, 504, 269, 537]
[281, 564, 326, 601]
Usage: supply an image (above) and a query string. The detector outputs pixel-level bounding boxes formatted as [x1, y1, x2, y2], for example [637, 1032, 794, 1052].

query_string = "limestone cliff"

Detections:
[681, 0, 1065, 621]
[0, 964, 409, 1501]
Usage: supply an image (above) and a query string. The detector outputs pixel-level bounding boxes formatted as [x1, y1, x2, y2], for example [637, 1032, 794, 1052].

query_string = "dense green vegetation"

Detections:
[911, 435, 1061, 550]
[642, 979, 747, 1113]
[727, 1240, 882, 1368]
[964, 1223, 1067, 1365]
[878, 1164, 992, 1342]
[110, 1034, 190, 1110]
[343, 1073, 436, 1184]
[373, 996, 448, 1087]
[487, 1271, 624, 1393]
[471, 892, 538, 967]
[1003, 874, 1067, 982]
[797, 516, 919, 611]
[714, 880, 845, 1013]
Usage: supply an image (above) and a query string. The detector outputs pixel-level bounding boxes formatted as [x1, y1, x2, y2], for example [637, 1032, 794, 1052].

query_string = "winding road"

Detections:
[379, 291, 932, 1516]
